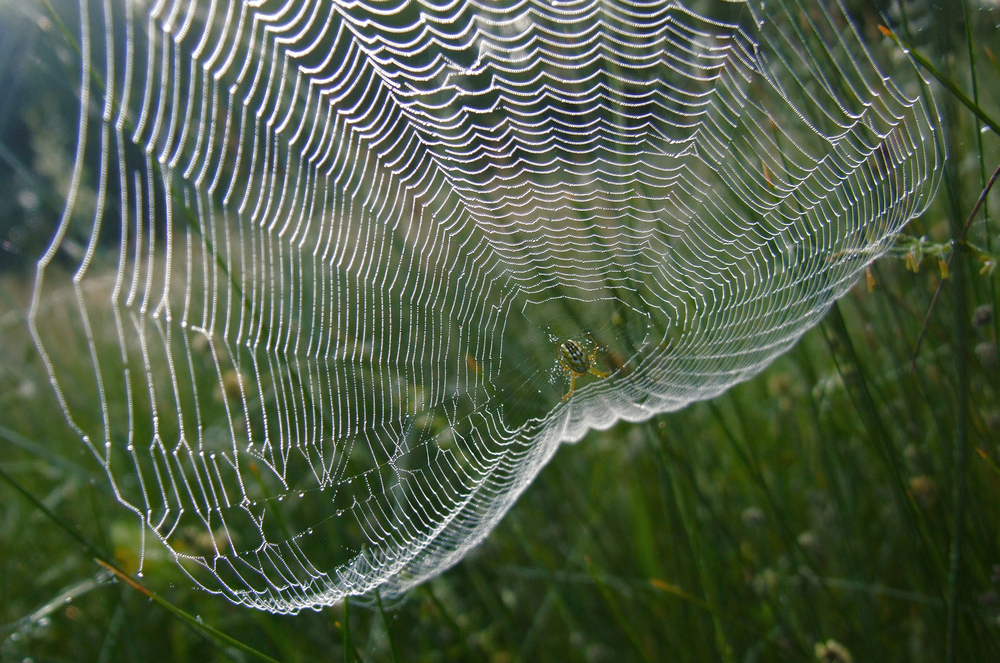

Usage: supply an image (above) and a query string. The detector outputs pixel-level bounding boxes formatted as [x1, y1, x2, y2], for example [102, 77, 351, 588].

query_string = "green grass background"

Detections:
[2, 1, 1000, 661]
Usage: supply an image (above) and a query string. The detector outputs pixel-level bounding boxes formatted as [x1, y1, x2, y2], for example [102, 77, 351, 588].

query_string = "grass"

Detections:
[1, 1, 1000, 662]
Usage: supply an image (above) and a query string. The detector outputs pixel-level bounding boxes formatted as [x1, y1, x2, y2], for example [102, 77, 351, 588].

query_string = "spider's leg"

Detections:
[561, 374, 577, 401]
[588, 347, 610, 378]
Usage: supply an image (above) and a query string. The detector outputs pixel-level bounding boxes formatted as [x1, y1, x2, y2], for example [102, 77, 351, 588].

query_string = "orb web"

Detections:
[28, 0, 940, 613]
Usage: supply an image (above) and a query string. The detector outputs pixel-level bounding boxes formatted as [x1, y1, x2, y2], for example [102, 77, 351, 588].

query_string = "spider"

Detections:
[558, 337, 610, 401]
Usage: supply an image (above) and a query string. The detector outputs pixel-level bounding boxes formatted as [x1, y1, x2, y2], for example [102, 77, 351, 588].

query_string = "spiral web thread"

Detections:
[28, 0, 940, 612]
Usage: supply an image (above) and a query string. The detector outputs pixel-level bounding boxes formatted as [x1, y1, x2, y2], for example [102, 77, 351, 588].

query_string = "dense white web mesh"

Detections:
[29, 0, 940, 612]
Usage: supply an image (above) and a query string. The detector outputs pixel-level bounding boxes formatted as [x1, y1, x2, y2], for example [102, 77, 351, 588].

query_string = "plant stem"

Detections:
[0, 466, 281, 663]
[911, 162, 1000, 371]
[375, 589, 400, 663]
[879, 25, 1000, 135]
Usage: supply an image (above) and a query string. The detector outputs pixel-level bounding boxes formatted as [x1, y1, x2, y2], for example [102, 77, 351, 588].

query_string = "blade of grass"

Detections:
[647, 578, 711, 611]
[374, 589, 400, 663]
[326, 605, 365, 663]
[878, 25, 1000, 135]
[421, 583, 478, 660]
[515, 587, 556, 662]
[0, 423, 94, 482]
[963, 0, 1000, 393]
[943, 43, 974, 663]
[0, 464, 282, 663]
[976, 448, 1000, 481]
[96, 601, 128, 663]
[462, 564, 517, 646]
[707, 399, 817, 564]
[911, 162, 1000, 371]
[650, 422, 736, 663]
[935, 27, 985, 654]
[822, 304, 949, 609]
[657, 412, 816, 656]
[706, 398, 828, 633]
[584, 557, 654, 663]
[344, 596, 352, 663]
[499, 511, 597, 663]
[96, 560, 283, 663]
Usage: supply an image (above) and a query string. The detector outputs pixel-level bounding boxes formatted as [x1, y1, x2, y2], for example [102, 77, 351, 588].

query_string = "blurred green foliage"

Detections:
[2, 0, 1000, 661]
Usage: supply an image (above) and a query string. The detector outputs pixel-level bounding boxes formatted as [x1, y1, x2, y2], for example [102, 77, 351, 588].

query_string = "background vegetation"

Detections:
[1, 0, 999, 661]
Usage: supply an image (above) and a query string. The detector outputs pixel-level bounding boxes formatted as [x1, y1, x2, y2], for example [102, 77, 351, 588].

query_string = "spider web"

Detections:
[28, 0, 940, 613]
